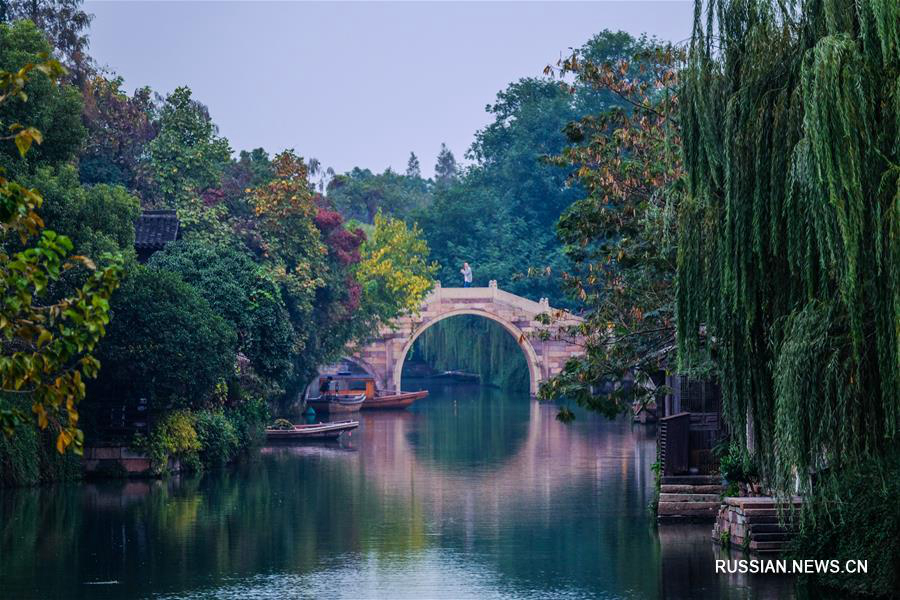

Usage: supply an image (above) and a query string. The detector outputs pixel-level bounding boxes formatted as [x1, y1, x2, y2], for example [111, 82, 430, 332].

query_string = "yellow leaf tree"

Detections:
[355, 211, 437, 328]
[0, 57, 123, 454]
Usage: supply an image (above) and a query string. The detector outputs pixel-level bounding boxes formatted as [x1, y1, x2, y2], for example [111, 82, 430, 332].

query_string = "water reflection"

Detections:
[0, 380, 794, 599]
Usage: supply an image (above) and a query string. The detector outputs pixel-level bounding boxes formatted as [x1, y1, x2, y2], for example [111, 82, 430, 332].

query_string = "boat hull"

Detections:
[306, 394, 365, 414]
[265, 420, 359, 441]
[362, 390, 428, 410]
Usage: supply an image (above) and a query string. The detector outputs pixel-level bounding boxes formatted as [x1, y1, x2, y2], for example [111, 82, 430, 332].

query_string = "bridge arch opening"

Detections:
[392, 308, 542, 395]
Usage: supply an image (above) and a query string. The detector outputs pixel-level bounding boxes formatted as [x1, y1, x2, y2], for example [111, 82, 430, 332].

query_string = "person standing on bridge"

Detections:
[460, 262, 473, 287]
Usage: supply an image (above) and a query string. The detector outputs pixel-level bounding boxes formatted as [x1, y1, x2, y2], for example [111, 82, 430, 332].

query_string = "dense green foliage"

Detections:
[130, 396, 267, 475]
[148, 86, 231, 212]
[22, 164, 140, 259]
[193, 409, 239, 468]
[137, 409, 202, 476]
[0, 397, 81, 486]
[410, 315, 530, 391]
[790, 450, 900, 596]
[90, 266, 237, 410]
[327, 167, 429, 223]
[677, 0, 898, 491]
[677, 1, 898, 594]
[0, 4, 439, 486]
[0, 20, 84, 177]
[149, 240, 294, 386]
[0, 46, 122, 455]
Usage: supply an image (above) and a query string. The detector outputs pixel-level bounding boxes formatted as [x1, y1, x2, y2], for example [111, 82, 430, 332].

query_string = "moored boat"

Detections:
[265, 420, 359, 441]
[314, 373, 428, 410]
[364, 389, 429, 410]
[305, 393, 365, 414]
[428, 370, 480, 382]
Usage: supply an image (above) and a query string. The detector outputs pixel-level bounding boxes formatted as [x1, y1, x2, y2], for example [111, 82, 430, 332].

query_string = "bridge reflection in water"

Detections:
[0, 381, 795, 599]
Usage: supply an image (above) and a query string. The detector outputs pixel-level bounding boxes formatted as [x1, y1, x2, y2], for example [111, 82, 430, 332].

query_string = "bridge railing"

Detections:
[426, 280, 577, 320]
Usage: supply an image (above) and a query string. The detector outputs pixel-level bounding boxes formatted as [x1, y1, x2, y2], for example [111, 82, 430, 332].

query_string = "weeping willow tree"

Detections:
[677, 0, 898, 499]
[407, 315, 530, 392]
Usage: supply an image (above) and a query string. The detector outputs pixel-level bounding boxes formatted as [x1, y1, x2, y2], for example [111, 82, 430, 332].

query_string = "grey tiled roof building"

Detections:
[134, 210, 179, 261]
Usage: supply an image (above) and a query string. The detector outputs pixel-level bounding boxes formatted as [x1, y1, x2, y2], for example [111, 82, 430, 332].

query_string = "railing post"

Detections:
[432, 280, 442, 303]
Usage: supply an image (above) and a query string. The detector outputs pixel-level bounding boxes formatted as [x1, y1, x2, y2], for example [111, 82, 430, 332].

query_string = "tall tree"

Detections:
[148, 86, 231, 211]
[354, 211, 437, 326]
[677, 2, 898, 593]
[149, 240, 294, 387]
[677, 0, 898, 492]
[538, 38, 683, 418]
[245, 151, 353, 403]
[79, 75, 157, 193]
[90, 266, 237, 411]
[433, 143, 457, 185]
[417, 31, 642, 306]
[21, 164, 140, 260]
[326, 167, 428, 223]
[0, 20, 85, 177]
[1, 0, 93, 82]
[405, 151, 421, 178]
[220, 147, 273, 218]
[0, 55, 122, 453]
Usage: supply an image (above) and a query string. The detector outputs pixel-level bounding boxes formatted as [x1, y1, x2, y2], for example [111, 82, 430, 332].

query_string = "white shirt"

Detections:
[461, 265, 473, 283]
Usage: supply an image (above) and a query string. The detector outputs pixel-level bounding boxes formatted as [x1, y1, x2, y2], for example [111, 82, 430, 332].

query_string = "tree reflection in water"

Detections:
[0, 381, 794, 599]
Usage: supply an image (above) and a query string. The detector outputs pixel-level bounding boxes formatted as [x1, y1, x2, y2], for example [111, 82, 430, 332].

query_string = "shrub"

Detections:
[716, 440, 758, 484]
[227, 394, 269, 450]
[194, 410, 239, 468]
[138, 411, 201, 476]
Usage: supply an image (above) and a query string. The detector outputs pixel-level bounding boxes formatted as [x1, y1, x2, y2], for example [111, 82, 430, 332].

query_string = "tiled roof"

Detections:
[134, 210, 179, 249]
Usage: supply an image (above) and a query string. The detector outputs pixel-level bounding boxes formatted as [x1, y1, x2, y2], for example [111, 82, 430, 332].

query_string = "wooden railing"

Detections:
[659, 412, 690, 476]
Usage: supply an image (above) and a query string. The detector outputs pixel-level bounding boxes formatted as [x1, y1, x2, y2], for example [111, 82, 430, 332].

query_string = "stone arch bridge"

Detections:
[342, 282, 584, 396]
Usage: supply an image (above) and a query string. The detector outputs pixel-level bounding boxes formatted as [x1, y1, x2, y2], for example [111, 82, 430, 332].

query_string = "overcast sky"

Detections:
[84, 1, 693, 177]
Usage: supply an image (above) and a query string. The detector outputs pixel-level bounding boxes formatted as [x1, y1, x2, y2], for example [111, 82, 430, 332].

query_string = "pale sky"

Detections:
[84, 1, 693, 177]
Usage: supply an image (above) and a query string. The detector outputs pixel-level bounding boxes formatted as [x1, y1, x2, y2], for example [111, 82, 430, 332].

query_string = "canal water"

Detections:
[0, 380, 795, 599]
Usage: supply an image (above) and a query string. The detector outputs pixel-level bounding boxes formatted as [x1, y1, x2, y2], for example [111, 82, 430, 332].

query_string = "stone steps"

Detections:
[740, 514, 788, 525]
[713, 496, 803, 555]
[660, 475, 721, 486]
[752, 532, 793, 542]
[658, 501, 720, 513]
[659, 493, 721, 503]
[749, 540, 790, 552]
[661, 484, 722, 494]
[749, 523, 791, 534]
[657, 477, 724, 523]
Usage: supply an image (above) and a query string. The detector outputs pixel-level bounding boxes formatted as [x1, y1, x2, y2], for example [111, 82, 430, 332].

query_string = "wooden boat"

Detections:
[315, 374, 428, 410]
[364, 389, 429, 410]
[305, 393, 365, 414]
[428, 370, 480, 382]
[265, 420, 359, 441]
